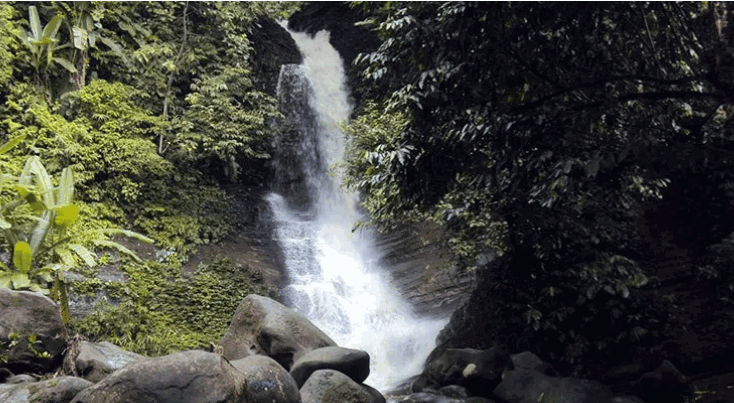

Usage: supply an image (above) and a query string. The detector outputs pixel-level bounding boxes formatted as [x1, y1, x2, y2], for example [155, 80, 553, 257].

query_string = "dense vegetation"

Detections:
[3, 0, 734, 380]
[0, 1, 297, 354]
[345, 2, 734, 374]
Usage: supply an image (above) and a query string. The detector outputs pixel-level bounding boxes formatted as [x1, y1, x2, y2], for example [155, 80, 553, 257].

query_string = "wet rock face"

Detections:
[0, 289, 67, 374]
[250, 17, 303, 97]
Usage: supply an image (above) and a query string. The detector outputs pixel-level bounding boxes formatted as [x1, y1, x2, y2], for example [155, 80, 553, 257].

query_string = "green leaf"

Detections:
[0, 134, 27, 155]
[32, 266, 54, 283]
[68, 244, 97, 267]
[10, 273, 31, 290]
[92, 239, 142, 262]
[0, 274, 11, 289]
[20, 157, 54, 206]
[53, 57, 77, 73]
[55, 248, 74, 267]
[0, 216, 11, 230]
[100, 228, 155, 244]
[73, 26, 89, 50]
[41, 15, 63, 42]
[54, 204, 79, 228]
[57, 167, 75, 206]
[13, 242, 32, 273]
[28, 6, 42, 41]
[16, 189, 48, 213]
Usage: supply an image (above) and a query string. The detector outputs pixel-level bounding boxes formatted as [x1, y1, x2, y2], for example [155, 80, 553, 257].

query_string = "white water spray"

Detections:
[268, 25, 447, 392]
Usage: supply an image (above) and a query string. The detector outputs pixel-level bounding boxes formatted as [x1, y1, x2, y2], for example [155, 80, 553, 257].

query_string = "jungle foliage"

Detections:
[0, 1, 295, 353]
[346, 2, 734, 371]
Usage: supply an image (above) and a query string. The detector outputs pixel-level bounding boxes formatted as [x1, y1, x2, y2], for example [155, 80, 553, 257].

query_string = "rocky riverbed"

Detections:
[3, 288, 683, 403]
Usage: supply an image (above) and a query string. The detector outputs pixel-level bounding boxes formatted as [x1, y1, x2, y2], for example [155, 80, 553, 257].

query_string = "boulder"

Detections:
[6, 374, 36, 384]
[0, 367, 12, 382]
[70, 350, 246, 403]
[510, 351, 556, 376]
[400, 392, 463, 403]
[219, 294, 336, 370]
[290, 346, 370, 387]
[423, 345, 513, 397]
[437, 384, 471, 398]
[0, 289, 67, 373]
[0, 376, 92, 403]
[492, 369, 614, 403]
[636, 360, 688, 403]
[0, 383, 27, 403]
[70, 341, 145, 383]
[361, 384, 387, 403]
[231, 355, 301, 403]
[611, 396, 646, 403]
[300, 369, 385, 403]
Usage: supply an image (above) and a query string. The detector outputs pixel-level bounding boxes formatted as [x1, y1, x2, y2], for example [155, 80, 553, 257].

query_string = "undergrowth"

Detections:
[70, 256, 276, 356]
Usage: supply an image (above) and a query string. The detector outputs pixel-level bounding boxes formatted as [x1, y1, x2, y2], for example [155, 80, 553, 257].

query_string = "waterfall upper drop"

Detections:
[268, 24, 447, 392]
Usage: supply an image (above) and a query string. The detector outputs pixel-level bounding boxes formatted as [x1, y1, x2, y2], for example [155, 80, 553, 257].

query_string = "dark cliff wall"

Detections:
[250, 17, 303, 97]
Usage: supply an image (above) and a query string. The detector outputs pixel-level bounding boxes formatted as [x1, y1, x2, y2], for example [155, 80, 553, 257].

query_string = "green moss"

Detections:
[71, 256, 275, 356]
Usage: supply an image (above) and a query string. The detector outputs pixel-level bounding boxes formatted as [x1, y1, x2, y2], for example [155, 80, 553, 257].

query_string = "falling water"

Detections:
[267, 25, 448, 392]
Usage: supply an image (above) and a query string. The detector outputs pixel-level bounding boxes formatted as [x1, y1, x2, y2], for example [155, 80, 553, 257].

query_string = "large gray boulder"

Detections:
[290, 346, 370, 387]
[423, 346, 513, 397]
[510, 351, 556, 376]
[70, 341, 145, 383]
[636, 359, 688, 402]
[231, 355, 301, 403]
[6, 374, 37, 384]
[399, 392, 463, 403]
[0, 289, 67, 373]
[219, 294, 337, 370]
[492, 369, 614, 403]
[0, 376, 92, 403]
[70, 350, 246, 403]
[300, 369, 385, 403]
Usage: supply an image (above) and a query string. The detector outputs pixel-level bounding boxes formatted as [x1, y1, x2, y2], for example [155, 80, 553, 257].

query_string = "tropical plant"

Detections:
[51, 1, 128, 90]
[347, 1, 734, 371]
[0, 152, 153, 322]
[18, 5, 76, 99]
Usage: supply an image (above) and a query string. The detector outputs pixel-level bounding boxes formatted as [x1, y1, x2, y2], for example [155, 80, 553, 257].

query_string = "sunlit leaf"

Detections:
[13, 242, 32, 273]
[68, 244, 97, 267]
[10, 273, 31, 289]
[54, 204, 79, 228]
[53, 57, 77, 73]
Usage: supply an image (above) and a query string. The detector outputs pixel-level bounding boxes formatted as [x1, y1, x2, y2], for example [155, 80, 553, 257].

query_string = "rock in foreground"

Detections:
[0, 376, 92, 403]
[290, 346, 370, 387]
[231, 354, 302, 403]
[219, 294, 337, 370]
[70, 350, 246, 403]
[493, 369, 614, 403]
[69, 341, 145, 383]
[0, 289, 67, 373]
[300, 369, 384, 403]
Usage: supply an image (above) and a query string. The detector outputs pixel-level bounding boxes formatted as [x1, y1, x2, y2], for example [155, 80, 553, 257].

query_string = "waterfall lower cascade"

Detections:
[267, 25, 448, 392]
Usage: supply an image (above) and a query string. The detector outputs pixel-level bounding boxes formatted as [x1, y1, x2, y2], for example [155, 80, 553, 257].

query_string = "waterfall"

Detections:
[267, 25, 448, 392]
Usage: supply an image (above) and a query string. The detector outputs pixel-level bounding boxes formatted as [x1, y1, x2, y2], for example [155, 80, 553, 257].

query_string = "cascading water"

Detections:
[267, 25, 448, 392]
